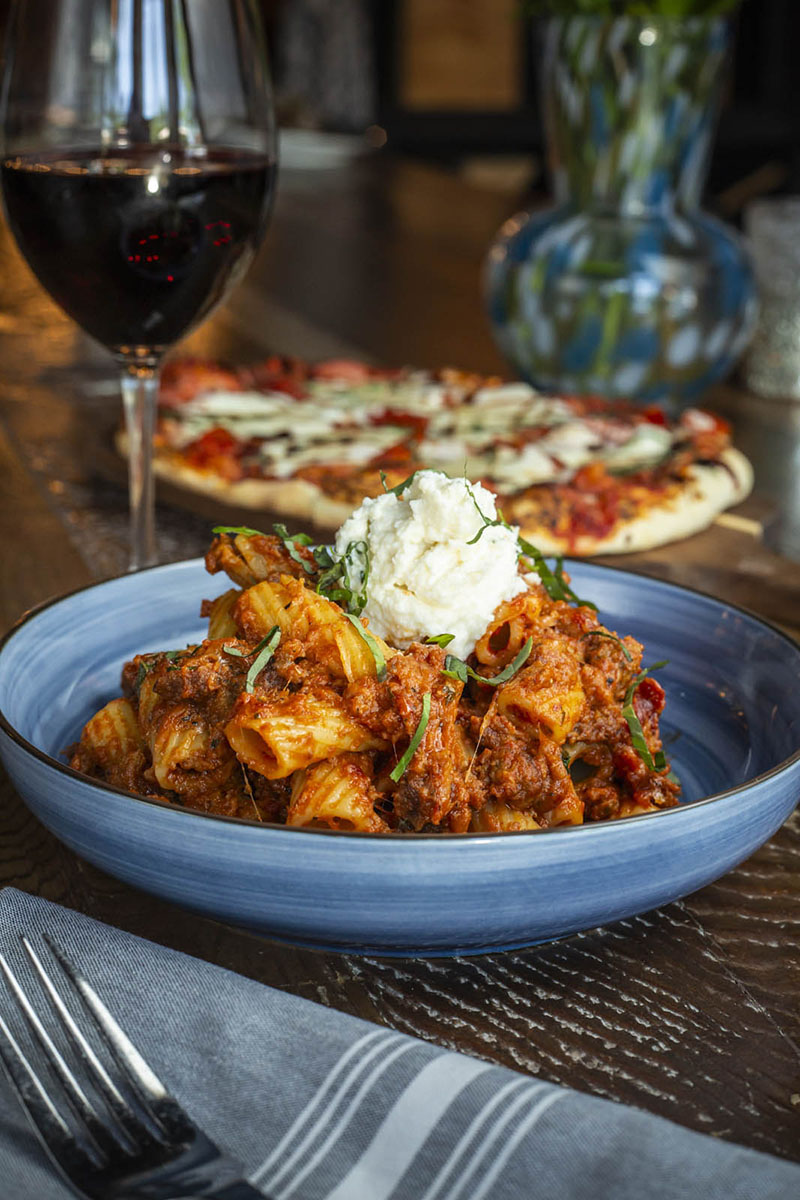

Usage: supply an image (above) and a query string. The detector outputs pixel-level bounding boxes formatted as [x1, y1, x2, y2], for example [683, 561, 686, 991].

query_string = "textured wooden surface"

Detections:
[1, 156, 799, 1164]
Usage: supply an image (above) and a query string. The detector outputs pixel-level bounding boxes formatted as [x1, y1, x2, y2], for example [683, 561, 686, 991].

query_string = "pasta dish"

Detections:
[69, 472, 680, 833]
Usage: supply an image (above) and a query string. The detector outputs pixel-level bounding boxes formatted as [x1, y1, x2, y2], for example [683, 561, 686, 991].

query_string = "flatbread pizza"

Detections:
[122, 356, 753, 555]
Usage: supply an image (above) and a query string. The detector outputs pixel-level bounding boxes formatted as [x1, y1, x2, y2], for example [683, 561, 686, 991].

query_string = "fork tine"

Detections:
[0, 1007, 76, 1144]
[0, 948, 119, 1159]
[43, 936, 189, 1140]
[21, 936, 141, 1150]
[0, 1004, 99, 1174]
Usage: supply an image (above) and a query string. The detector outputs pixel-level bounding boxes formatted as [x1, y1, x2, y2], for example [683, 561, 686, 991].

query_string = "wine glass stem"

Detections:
[120, 364, 158, 571]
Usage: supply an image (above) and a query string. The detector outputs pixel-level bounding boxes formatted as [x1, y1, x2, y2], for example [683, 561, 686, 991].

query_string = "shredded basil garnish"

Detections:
[313, 545, 337, 570]
[390, 692, 431, 782]
[134, 649, 184, 689]
[425, 633, 455, 648]
[442, 637, 534, 687]
[272, 523, 315, 574]
[134, 661, 151, 691]
[213, 522, 315, 575]
[518, 537, 597, 610]
[316, 540, 370, 615]
[441, 656, 468, 684]
[343, 613, 387, 680]
[623, 662, 669, 772]
[462, 479, 597, 611]
[245, 626, 281, 692]
[380, 468, 449, 496]
[223, 629, 281, 689]
[212, 524, 267, 538]
[581, 630, 633, 661]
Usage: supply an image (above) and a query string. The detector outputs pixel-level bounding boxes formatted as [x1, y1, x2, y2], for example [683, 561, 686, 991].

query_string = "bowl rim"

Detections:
[1, 557, 799, 845]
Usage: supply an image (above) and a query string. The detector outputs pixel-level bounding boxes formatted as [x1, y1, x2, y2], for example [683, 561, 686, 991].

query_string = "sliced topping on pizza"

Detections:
[146, 356, 752, 558]
[160, 367, 701, 494]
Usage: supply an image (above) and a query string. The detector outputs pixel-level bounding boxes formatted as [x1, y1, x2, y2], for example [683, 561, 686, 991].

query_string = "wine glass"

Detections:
[0, 0, 276, 569]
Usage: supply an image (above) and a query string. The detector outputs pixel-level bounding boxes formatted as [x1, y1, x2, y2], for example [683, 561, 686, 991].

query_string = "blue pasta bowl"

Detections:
[0, 559, 798, 955]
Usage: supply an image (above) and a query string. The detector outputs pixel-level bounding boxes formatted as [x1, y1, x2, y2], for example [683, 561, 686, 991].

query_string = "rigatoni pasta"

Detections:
[69, 527, 680, 833]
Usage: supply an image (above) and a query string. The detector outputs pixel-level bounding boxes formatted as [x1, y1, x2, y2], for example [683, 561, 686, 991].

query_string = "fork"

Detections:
[0, 934, 270, 1199]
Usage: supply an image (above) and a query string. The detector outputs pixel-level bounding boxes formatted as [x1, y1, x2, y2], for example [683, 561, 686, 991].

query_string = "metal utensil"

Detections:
[0, 934, 269, 1198]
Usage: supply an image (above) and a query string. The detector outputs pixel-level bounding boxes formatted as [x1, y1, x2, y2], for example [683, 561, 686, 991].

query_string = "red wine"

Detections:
[1, 147, 275, 358]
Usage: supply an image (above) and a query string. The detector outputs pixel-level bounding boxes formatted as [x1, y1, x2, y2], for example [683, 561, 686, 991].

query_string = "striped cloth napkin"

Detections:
[0, 887, 797, 1200]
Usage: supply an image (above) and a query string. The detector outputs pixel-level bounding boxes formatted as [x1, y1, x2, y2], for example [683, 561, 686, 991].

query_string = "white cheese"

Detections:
[601, 424, 672, 471]
[334, 471, 526, 658]
[171, 380, 676, 493]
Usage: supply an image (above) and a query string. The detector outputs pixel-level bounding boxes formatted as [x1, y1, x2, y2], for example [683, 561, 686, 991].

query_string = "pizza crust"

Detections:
[513, 447, 754, 556]
[117, 430, 355, 528]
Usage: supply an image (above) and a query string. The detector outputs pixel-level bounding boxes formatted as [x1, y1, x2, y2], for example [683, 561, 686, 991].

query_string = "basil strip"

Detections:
[518, 537, 597, 610]
[244, 626, 281, 692]
[344, 540, 370, 614]
[134, 661, 151, 691]
[581, 630, 633, 661]
[380, 468, 449, 496]
[622, 662, 669, 772]
[441, 656, 469, 684]
[212, 524, 267, 538]
[462, 479, 597, 611]
[312, 545, 337, 569]
[442, 637, 533, 687]
[223, 628, 281, 670]
[476, 637, 533, 685]
[425, 633, 455, 648]
[316, 540, 370, 615]
[344, 613, 387, 681]
[272, 523, 315, 574]
[390, 692, 431, 782]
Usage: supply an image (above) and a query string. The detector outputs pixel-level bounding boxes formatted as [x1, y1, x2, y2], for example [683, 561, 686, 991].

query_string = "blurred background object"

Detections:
[486, 9, 757, 405]
[273, 0, 375, 131]
[744, 197, 800, 401]
[372, 0, 800, 197]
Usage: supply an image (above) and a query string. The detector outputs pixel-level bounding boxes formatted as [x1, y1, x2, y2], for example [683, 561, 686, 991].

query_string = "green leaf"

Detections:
[272, 523, 315, 574]
[442, 656, 469, 683]
[344, 613, 387, 681]
[134, 660, 152, 691]
[475, 637, 534, 686]
[212, 524, 267, 538]
[390, 692, 432, 782]
[518, 538, 598, 611]
[581, 630, 633, 661]
[461, 478, 597, 611]
[622, 662, 669, 772]
[244, 626, 281, 692]
[312, 545, 337, 569]
[425, 633, 456, 648]
[316, 540, 370, 615]
[380, 468, 450, 496]
[442, 637, 534, 688]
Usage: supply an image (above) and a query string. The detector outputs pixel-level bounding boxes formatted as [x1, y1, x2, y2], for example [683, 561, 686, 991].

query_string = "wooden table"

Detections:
[2, 154, 799, 1164]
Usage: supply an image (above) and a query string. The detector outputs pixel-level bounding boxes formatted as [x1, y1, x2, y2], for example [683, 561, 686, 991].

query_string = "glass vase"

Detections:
[486, 16, 757, 406]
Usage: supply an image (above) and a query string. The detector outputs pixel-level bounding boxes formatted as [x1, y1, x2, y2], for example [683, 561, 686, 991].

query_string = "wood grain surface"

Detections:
[1, 155, 799, 1164]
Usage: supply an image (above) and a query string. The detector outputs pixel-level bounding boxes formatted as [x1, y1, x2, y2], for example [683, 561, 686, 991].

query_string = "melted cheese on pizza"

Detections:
[162, 376, 679, 492]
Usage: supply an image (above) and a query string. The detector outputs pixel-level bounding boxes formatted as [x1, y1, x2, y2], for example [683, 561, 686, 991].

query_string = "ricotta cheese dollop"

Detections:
[334, 471, 526, 659]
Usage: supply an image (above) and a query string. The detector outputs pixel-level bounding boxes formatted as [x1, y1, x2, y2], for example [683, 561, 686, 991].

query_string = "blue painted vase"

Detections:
[486, 17, 757, 405]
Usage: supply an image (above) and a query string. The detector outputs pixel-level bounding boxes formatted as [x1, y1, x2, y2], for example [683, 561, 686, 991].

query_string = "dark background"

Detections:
[371, 0, 800, 204]
[0, 0, 797, 210]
